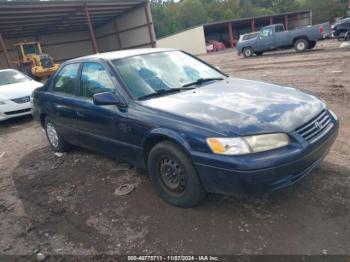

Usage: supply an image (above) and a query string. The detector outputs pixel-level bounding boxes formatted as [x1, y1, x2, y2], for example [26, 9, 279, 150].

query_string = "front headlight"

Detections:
[207, 133, 290, 155]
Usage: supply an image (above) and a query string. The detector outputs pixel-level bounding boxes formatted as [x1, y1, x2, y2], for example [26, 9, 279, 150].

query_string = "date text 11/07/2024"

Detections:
[127, 255, 220, 261]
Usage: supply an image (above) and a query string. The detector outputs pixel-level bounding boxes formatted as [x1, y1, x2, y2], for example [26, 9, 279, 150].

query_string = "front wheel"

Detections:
[243, 47, 254, 58]
[44, 118, 70, 152]
[294, 39, 309, 52]
[147, 141, 206, 208]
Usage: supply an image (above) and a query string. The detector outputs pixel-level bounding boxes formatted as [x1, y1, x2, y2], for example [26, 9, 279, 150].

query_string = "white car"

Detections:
[0, 69, 43, 121]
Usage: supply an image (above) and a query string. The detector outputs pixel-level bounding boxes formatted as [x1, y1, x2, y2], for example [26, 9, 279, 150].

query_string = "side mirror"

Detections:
[93, 92, 126, 107]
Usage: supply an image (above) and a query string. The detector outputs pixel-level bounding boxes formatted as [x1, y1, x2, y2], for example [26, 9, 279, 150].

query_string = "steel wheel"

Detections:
[243, 47, 253, 58]
[294, 39, 309, 52]
[46, 122, 59, 148]
[158, 157, 186, 197]
[148, 141, 206, 208]
[297, 42, 305, 50]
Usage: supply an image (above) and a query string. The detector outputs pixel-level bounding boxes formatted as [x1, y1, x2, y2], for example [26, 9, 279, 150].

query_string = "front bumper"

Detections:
[192, 120, 339, 194]
[0, 102, 32, 121]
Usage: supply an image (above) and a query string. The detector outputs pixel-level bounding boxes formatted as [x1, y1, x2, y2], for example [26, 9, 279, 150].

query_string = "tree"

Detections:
[298, 0, 348, 23]
[151, 0, 349, 38]
[223, 9, 236, 20]
[177, 0, 208, 28]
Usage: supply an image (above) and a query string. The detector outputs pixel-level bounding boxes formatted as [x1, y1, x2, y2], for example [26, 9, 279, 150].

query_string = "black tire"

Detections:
[44, 118, 70, 152]
[337, 31, 347, 41]
[294, 39, 309, 52]
[255, 51, 263, 56]
[308, 41, 316, 49]
[147, 141, 206, 208]
[243, 47, 254, 58]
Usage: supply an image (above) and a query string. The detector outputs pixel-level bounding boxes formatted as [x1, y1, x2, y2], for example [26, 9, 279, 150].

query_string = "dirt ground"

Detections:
[0, 39, 350, 257]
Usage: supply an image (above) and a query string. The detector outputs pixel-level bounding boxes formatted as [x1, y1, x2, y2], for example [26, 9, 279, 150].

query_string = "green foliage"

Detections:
[152, 0, 349, 38]
[297, 0, 348, 24]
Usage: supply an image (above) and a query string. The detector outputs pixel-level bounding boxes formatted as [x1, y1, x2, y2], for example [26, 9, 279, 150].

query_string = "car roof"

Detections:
[69, 48, 177, 62]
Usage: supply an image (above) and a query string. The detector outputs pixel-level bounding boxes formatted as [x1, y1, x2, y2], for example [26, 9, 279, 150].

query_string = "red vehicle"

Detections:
[206, 40, 226, 52]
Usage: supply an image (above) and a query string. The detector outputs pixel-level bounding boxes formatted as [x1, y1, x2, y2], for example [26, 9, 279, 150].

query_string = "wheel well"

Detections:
[40, 113, 46, 127]
[142, 135, 189, 168]
[293, 36, 309, 44]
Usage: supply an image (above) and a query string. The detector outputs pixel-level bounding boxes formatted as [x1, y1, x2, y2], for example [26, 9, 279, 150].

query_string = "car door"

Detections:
[74, 61, 129, 157]
[257, 28, 276, 51]
[45, 63, 82, 145]
[274, 24, 290, 47]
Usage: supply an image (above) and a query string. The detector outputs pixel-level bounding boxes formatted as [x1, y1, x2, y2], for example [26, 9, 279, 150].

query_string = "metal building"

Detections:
[0, 0, 156, 69]
[157, 11, 312, 55]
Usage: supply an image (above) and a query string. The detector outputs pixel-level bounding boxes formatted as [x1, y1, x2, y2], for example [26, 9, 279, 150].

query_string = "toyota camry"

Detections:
[32, 49, 339, 207]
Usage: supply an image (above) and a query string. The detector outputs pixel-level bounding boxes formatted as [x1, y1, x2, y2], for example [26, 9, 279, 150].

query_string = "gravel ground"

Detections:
[0, 39, 349, 257]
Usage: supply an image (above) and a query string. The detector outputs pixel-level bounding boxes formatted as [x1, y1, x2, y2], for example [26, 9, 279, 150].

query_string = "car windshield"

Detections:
[0, 70, 30, 86]
[112, 51, 224, 99]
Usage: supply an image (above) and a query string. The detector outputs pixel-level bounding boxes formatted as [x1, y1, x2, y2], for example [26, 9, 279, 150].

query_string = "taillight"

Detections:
[320, 27, 324, 33]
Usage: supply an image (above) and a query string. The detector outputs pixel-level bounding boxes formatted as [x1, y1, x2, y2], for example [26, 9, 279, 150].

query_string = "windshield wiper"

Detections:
[182, 77, 224, 88]
[138, 87, 195, 101]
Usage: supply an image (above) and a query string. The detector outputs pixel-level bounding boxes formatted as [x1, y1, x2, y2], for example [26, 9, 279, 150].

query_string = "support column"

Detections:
[270, 16, 273, 25]
[251, 18, 256, 32]
[228, 22, 234, 48]
[84, 4, 99, 53]
[309, 11, 313, 25]
[144, 2, 156, 48]
[0, 33, 12, 68]
[297, 13, 301, 27]
[285, 15, 289, 31]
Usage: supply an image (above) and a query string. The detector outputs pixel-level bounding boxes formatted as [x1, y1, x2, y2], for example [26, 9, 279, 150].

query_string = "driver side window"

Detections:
[80, 62, 116, 98]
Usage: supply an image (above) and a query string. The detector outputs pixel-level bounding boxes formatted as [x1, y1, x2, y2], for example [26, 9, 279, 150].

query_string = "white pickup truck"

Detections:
[237, 23, 330, 57]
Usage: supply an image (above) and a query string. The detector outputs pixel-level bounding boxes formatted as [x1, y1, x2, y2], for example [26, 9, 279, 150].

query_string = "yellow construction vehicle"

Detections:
[13, 41, 60, 80]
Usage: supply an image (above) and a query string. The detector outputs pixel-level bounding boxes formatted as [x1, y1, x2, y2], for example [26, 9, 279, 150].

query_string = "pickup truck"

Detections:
[237, 23, 330, 57]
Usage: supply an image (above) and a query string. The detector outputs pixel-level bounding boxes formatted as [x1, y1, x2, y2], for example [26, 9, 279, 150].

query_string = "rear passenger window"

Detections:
[80, 63, 116, 98]
[53, 63, 80, 95]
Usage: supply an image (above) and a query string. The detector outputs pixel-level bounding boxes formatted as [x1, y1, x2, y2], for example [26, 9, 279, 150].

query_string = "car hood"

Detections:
[0, 80, 43, 100]
[140, 78, 325, 136]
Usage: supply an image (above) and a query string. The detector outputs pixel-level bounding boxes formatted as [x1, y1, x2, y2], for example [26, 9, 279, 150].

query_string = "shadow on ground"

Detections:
[0, 115, 34, 136]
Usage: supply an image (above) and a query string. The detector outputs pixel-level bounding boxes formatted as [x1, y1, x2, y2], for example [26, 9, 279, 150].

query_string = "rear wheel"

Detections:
[294, 39, 309, 52]
[147, 141, 206, 208]
[44, 118, 70, 152]
[243, 47, 254, 58]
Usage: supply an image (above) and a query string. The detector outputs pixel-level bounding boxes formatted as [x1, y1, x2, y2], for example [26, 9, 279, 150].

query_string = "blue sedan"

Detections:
[33, 49, 339, 207]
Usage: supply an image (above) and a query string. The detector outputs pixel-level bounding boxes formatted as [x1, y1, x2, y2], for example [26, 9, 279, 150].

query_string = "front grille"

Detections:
[41, 57, 53, 68]
[11, 96, 30, 104]
[296, 110, 333, 143]
[5, 108, 31, 115]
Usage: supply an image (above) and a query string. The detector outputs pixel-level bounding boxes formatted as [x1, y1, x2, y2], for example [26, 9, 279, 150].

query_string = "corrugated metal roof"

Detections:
[0, 0, 147, 39]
